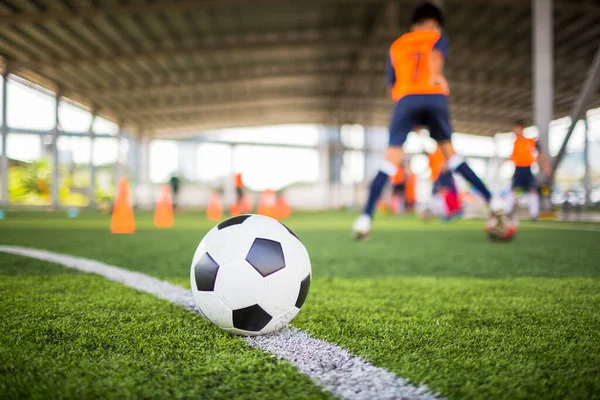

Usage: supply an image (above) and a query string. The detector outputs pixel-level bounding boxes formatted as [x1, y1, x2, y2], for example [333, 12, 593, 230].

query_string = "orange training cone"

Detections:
[206, 191, 223, 221]
[276, 194, 291, 219]
[111, 177, 135, 234]
[240, 195, 253, 214]
[229, 202, 241, 217]
[154, 185, 174, 228]
[257, 189, 278, 219]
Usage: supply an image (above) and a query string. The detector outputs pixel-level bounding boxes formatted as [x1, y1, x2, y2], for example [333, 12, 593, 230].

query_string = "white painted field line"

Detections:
[0, 245, 440, 400]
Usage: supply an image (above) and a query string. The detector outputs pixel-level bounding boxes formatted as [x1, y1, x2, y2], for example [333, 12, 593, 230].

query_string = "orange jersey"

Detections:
[512, 137, 538, 167]
[390, 167, 405, 185]
[234, 173, 243, 188]
[389, 31, 450, 102]
[428, 146, 445, 182]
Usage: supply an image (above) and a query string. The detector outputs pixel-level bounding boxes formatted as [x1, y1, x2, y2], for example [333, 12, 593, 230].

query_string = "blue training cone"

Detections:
[67, 207, 79, 219]
[0, 210, 5, 220]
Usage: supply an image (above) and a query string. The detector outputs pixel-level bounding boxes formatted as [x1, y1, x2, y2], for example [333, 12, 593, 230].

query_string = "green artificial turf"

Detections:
[1, 210, 599, 399]
[296, 277, 600, 400]
[0, 253, 330, 400]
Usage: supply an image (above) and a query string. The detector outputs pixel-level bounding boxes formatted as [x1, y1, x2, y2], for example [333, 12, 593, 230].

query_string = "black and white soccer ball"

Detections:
[190, 214, 311, 336]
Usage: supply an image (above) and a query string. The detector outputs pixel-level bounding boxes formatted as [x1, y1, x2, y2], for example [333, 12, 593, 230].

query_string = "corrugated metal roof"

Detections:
[0, 0, 599, 137]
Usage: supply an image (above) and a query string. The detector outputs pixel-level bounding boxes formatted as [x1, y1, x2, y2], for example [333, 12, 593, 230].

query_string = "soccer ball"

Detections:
[485, 213, 518, 241]
[190, 214, 311, 336]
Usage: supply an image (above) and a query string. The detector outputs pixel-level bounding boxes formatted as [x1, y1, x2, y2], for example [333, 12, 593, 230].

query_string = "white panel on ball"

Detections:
[214, 260, 266, 310]
[259, 307, 301, 335]
[191, 291, 233, 329]
[206, 227, 256, 267]
[260, 266, 300, 316]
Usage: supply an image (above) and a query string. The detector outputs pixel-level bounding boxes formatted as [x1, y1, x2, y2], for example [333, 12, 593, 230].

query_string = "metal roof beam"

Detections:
[70, 65, 530, 99]
[0, 0, 393, 25]
[1, 0, 598, 26]
[9, 29, 552, 70]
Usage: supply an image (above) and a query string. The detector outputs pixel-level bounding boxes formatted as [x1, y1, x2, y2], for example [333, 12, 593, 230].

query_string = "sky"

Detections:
[1, 75, 599, 191]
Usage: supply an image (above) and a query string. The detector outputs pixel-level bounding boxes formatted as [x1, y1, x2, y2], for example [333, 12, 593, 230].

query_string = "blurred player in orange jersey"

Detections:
[506, 120, 551, 221]
[389, 164, 406, 214]
[231, 172, 252, 214]
[428, 146, 462, 220]
[425, 146, 461, 220]
[353, 2, 498, 239]
[427, 145, 444, 182]
[234, 172, 244, 204]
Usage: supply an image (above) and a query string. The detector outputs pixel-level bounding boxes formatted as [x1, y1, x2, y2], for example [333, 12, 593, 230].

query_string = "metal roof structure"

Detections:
[1, 0, 599, 137]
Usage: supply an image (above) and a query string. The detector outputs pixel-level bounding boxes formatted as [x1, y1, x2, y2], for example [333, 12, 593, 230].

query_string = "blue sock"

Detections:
[455, 162, 491, 202]
[363, 171, 390, 218]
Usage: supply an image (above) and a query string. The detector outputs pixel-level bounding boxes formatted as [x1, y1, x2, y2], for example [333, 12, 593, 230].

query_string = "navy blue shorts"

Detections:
[432, 170, 456, 194]
[389, 94, 452, 147]
[512, 166, 535, 191]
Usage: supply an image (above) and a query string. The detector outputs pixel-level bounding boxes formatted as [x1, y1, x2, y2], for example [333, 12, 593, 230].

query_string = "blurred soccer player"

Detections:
[234, 172, 244, 204]
[427, 145, 444, 183]
[427, 146, 461, 220]
[169, 173, 180, 211]
[389, 164, 406, 214]
[353, 2, 497, 239]
[506, 120, 551, 221]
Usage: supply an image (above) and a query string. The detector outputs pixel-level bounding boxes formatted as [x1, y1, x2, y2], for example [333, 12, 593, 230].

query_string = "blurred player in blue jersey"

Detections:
[353, 2, 500, 240]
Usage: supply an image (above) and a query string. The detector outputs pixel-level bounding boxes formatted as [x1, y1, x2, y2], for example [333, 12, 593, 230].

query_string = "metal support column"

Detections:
[224, 144, 236, 204]
[550, 44, 600, 178]
[114, 123, 123, 185]
[533, 0, 553, 162]
[138, 135, 150, 185]
[135, 133, 150, 208]
[328, 127, 343, 208]
[130, 135, 139, 187]
[1, 68, 9, 207]
[88, 111, 97, 207]
[51, 91, 61, 209]
[583, 117, 591, 208]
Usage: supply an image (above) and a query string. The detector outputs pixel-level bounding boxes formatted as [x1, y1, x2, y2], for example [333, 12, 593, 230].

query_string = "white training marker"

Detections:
[0, 245, 440, 400]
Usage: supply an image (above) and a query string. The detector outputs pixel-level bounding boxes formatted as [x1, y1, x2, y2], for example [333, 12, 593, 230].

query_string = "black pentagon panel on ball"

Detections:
[232, 304, 272, 332]
[295, 274, 311, 309]
[279, 221, 300, 241]
[245, 238, 285, 277]
[194, 253, 220, 291]
[217, 214, 251, 230]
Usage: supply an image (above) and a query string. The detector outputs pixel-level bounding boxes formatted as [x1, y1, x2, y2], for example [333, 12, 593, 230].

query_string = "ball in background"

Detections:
[486, 213, 518, 241]
[190, 214, 311, 336]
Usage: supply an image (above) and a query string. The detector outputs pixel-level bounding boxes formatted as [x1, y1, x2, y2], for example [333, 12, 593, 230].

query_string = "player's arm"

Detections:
[431, 34, 449, 92]
[387, 54, 396, 98]
[536, 142, 552, 176]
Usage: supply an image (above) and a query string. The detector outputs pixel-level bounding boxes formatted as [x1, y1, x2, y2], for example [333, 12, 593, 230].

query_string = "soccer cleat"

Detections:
[352, 214, 372, 241]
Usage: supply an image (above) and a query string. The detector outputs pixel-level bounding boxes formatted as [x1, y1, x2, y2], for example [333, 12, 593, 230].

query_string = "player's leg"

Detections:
[527, 189, 540, 220]
[505, 169, 521, 216]
[425, 95, 492, 203]
[525, 168, 539, 220]
[438, 142, 491, 203]
[507, 167, 532, 217]
[353, 100, 413, 239]
[353, 146, 403, 238]
[363, 146, 403, 217]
